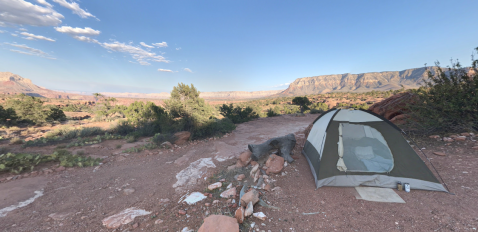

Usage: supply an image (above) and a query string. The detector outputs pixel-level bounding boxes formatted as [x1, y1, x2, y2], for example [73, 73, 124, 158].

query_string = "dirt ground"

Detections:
[1, 114, 478, 232]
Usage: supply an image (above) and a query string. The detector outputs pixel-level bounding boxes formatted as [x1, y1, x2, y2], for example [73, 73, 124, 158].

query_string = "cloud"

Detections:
[11, 33, 18, 37]
[51, 0, 97, 19]
[140, 42, 154, 49]
[153, 42, 168, 47]
[20, 32, 55, 42]
[54, 26, 100, 36]
[6, 42, 55, 59]
[36, 0, 52, 7]
[0, 0, 64, 26]
[184, 68, 193, 73]
[0, 30, 4, 33]
[176, 47, 181, 50]
[272, 82, 291, 88]
[158, 69, 173, 72]
[72, 35, 99, 43]
[101, 41, 169, 65]
[19, 28, 28, 31]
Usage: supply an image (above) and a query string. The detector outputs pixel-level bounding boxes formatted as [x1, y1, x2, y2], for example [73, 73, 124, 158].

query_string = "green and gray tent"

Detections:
[302, 108, 447, 192]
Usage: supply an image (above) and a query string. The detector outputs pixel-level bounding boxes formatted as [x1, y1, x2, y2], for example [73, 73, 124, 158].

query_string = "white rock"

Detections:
[183, 192, 207, 205]
[253, 212, 267, 220]
[101, 208, 151, 229]
[250, 164, 259, 177]
[173, 158, 216, 191]
[220, 187, 236, 198]
[226, 183, 233, 189]
[208, 182, 222, 190]
[245, 201, 253, 217]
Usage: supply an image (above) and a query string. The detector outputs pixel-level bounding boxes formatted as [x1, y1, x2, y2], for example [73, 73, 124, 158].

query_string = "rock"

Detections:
[245, 202, 253, 217]
[102, 208, 151, 229]
[433, 152, 446, 156]
[159, 198, 170, 204]
[236, 160, 246, 168]
[473, 146, 478, 150]
[155, 219, 163, 224]
[123, 188, 135, 195]
[116, 156, 126, 162]
[184, 192, 207, 205]
[172, 131, 191, 145]
[220, 187, 236, 198]
[240, 189, 259, 206]
[264, 184, 271, 191]
[178, 210, 186, 215]
[228, 164, 239, 171]
[235, 207, 245, 223]
[198, 215, 239, 232]
[205, 203, 211, 206]
[250, 161, 258, 167]
[443, 137, 454, 142]
[429, 135, 440, 139]
[219, 179, 226, 182]
[265, 154, 285, 174]
[461, 133, 470, 136]
[235, 174, 246, 181]
[48, 212, 71, 221]
[450, 135, 458, 138]
[226, 183, 233, 189]
[254, 171, 260, 182]
[208, 182, 222, 190]
[455, 136, 466, 141]
[252, 212, 267, 221]
[182, 227, 194, 232]
[368, 92, 417, 120]
[132, 222, 139, 228]
[238, 151, 252, 166]
[160, 141, 173, 149]
[55, 166, 66, 172]
[213, 200, 220, 204]
[250, 164, 259, 177]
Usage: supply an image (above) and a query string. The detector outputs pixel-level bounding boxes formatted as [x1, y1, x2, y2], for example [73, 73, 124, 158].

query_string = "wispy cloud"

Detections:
[20, 32, 55, 42]
[272, 82, 291, 88]
[55, 26, 100, 36]
[140, 42, 154, 49]
[184, 68, 193, 73]
[72, 35, 99, 44]
[101, 41, 169, 65]
[158, 69, 173, 72]
[153, 42, 168, 47]
[0, 30, 4, 33]
[176, 47, 181, 50]
[11, 33, 18, 37]
[19, 28, 28, 31]
[6, 42, 56, 59]
[51, 0, 97, 19]
[0, 0, 64, 26]
[36, 0, 52, 7]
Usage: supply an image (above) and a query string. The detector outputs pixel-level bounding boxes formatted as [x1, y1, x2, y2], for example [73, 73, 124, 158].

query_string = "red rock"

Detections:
[208, 182, 222, 190]
[455, 136, 466, 141]
[172, 131, 191, 145]
[429, 135, 440, 139]
[198, 215, 239, 232]
[265, 154, 285, 174]
[368, 92, 417, 120]
[235, 207, 244, 223]
[220, 187, 236, 198]
[132, 222, 139, 228]
[461, 133, 471, 136]
[205, 203, 211, 207]
[238, 151, 252, 166]
[450, 135, 458, 138]
[472, 146, 478, 150]
[178, 210, 186, 215]
[264, 184, 271, 191]
[252, 212, 267, 221]
[250, 161, 258, 167]
[433, 152, 446, 156]
[231, 203, 237, 208]
[235, 174, 245, 181]
[443, 137, 454, 142]
[240, 189, 259, 206]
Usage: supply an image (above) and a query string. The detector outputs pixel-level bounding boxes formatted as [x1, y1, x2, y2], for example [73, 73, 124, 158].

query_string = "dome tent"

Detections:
[302, 108, 447, 192]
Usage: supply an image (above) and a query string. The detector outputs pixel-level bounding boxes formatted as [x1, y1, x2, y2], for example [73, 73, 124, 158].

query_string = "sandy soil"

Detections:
[0, 114, 477, 232]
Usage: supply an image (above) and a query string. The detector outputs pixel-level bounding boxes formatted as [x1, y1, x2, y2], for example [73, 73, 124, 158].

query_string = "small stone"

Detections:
[80, 216, 87, 220]
[228, 165, 239, 171]
[159, 198, 170, 204]
[254, 171, 260, 183]
[235, 207, 245, 223]
[250, 161, 258, 167]
[472, 146, 478, 150]
[320, 200, 325, 204]
[235, 174, 246, 181]
[461, 133, 470, 136]
[220, 187, 236, 198]
[238, 151, 252, 166]
[55, 166, 66, 172]
[123, 188, 135, 195]
[443, 137, 454, 142]
[265, 154, 285, 175]
[250, 164, 259, 177]
[245, 202, 253, 217]
[208, 182, 222, 191]
[132, 222, 139, 228]
[429, 135, 440, 139]
[219, 179, 226, 182]
[48, 212, 71, 221]
[252, 212, 267, 221]
[226, 183, 233, 189]
[240, 189, 259, 206]
[213, 200, 220, 204]
[154, 219, 163, 224]
[178, 210, 186, 215]
[455, 136, 466, 141]
[205, 203, 211, 207]
[264, 184, 271, 191]
[433, 152, 446, 156]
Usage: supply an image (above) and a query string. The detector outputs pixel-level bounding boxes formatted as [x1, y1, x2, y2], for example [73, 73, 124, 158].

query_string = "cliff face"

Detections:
[0, 72, 94, 100]
[278, 67, 435, 96]
[101, 90, 283, 100]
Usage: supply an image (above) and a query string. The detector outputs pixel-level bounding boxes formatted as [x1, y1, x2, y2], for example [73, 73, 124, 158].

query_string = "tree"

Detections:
[92, 93, 104, 102]
[4, 94, 65, 123]
[292, 96, 311, 113]
[219, 104, 259, 123]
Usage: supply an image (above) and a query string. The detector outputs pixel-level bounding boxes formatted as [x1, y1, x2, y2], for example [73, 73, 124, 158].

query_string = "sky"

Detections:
[0, 0, 477, 94]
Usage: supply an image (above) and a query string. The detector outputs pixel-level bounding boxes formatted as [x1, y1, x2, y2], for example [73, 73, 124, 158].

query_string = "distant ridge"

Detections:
[100, 90, 284, 100]
[275, 67, 438, 96]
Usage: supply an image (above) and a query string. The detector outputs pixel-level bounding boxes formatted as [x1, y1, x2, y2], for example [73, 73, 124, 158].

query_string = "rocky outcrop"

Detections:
[368, 92, 418, 124]
[0, 72, 94, 100]
[276, 67, 438, 96]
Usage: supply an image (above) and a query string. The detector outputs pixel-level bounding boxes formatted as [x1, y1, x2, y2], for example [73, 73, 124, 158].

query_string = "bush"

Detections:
[266, 108, 279, 117]
[152, 133, 173, 145]
[3, 94, 66, 124]
[219, 104, 259, 123]
[9, 137, 23, 145]
[407, 47, 478, 133]
[191, 118, 236, 139]
[0, 105, 17, 124]
[292, 96, 311, 113]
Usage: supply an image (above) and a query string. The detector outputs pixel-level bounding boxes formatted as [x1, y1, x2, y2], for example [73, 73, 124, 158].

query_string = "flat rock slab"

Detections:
[0, 176, 48, 216]
[355, 187, 405, 203]
[102, 207, 151, 229]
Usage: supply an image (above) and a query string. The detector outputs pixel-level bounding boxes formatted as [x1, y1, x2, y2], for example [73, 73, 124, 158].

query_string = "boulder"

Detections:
[240, 189, 259, 206]
[172, 131, 191, 145]
[198, 215, 239, 232]
[265, 154, 285, 174]
[368, 92, 418, 120]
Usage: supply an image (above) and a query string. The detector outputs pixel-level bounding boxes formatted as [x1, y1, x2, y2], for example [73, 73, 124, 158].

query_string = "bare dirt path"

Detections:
[0, 114, 314, 231]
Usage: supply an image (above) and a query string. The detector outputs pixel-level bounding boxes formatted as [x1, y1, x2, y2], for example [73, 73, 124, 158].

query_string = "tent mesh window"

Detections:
[337, 123, 394, 172]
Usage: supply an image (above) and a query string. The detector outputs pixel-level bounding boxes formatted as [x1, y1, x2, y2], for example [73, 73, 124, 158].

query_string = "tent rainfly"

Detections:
[302, 108, 447, 192]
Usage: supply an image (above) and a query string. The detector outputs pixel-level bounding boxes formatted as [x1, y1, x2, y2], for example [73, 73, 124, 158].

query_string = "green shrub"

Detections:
[407, 47, 478, 133]
[152, 133, 173, 145]
[9, 137, 23, 145]
[4, 94, 66, 123]
[192, 118, 236, 139]
[219, 104, 259, 123]
[292, 96, 311, 113]
[266, 108, 279, 117]
[0, 105, 17, 124]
